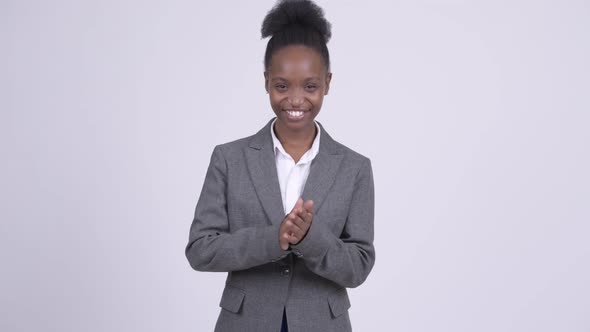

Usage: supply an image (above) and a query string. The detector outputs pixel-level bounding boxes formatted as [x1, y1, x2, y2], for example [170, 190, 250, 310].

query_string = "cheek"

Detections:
[267, 92, 279, 102]
[274, 95, 284, 102]
[269, 95, 284, 109]
[309, 94, 324, 107]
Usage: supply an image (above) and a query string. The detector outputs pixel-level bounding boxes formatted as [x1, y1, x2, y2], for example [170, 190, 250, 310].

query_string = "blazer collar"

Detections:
[270, 118, 321, 164]
[246, 117, 344, 225]
[249, 117, 344, 155]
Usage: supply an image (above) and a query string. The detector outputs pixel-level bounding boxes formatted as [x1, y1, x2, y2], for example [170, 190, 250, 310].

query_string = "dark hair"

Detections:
[261, 0, 332, 72]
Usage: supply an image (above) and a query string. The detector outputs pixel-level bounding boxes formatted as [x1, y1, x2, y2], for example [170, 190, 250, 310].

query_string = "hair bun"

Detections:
[261, 0, 332, 42]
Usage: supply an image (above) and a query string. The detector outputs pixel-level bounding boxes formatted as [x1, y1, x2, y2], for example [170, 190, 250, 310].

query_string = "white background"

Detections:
[2, 0, 589, 331]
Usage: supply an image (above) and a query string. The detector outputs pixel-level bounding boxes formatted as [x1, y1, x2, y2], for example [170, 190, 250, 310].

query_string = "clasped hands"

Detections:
[279, 198, 314, 250]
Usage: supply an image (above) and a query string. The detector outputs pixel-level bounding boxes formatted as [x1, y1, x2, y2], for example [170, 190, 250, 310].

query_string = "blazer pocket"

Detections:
[219, 284, 245, 314]
[327, 287, 351, 318]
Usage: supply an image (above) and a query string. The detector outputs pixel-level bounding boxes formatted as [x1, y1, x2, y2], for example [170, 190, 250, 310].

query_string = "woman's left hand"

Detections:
[279, 198, 314, 248]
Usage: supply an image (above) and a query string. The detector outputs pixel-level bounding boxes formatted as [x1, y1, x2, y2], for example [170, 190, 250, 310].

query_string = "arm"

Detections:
[185, 145, 289, 272]
[290, 158, 376, 288]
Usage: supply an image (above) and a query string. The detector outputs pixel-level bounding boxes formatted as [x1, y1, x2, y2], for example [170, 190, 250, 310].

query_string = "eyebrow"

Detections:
[271, 77, 321, 82]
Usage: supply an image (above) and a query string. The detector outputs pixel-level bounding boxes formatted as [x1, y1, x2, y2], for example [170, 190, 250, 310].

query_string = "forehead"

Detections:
[268, 45, 325, 78]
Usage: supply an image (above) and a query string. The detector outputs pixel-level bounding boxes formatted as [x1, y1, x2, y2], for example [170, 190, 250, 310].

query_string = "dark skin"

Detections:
[263, 44, 332, 250]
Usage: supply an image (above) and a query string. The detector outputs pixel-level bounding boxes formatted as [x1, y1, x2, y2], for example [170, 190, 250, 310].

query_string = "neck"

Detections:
[273, 120, 317, 151]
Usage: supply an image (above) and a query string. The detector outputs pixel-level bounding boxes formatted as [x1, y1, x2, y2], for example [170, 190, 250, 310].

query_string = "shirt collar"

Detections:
[270, 118, 321, 163]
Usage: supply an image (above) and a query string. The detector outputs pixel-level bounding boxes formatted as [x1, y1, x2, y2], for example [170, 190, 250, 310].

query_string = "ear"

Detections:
[324, 72, 333, 95]
[264, 71, 269, 93]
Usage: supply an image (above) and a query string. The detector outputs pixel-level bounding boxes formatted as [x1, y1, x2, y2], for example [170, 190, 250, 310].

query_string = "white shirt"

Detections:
[270, 118, 321, 215]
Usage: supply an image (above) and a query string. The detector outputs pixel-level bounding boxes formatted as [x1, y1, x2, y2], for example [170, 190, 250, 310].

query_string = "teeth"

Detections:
[287, 111, 304, 117]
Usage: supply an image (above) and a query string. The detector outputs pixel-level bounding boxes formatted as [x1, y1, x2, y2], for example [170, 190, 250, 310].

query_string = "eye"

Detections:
[305, 85, 318, 91]
[275, 84, 287, 90]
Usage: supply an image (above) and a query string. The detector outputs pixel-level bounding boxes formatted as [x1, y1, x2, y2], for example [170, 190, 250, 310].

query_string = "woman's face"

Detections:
[264, 45, 332, 132]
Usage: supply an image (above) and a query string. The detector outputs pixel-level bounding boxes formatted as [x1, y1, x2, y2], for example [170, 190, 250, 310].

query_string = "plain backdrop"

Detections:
[1, 0, 589, 331]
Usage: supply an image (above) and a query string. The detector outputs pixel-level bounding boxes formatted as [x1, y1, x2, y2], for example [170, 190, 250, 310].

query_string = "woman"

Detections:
[185, 1, 375, 331]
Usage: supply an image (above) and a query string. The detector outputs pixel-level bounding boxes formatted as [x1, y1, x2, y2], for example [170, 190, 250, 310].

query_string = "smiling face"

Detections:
[264, 44, 332, 133]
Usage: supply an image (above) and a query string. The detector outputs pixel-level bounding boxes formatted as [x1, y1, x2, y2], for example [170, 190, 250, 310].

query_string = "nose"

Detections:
[288, 88, 304, 107]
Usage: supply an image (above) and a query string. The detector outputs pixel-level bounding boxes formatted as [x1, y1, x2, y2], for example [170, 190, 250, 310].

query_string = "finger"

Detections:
[280, 234, 289, 250]
[296, 197, 304, 208]
[289, 224, 309, 243]
[295, 203, 308, 219]
[289, 232, 300, 243]
[295, 203, 312, 223]
[290, 214, 307, 230]
[288, 237, 299, 245]
[292, 198, 304, 215]
[303, 199, 314, 213]
[283, 211, 298, 222]
[285, 218, 304, 234]
[288, 230, 304, 244]
[289, 198, 303, 214]
[302, 210, 313, 224]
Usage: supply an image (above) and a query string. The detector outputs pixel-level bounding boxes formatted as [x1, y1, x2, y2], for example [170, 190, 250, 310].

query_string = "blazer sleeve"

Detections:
[290, 157, 376, 288]
[185, 145, 289, 272]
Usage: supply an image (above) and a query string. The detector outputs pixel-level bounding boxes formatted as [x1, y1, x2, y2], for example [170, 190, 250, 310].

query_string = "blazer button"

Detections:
[281, 266, 291, 277]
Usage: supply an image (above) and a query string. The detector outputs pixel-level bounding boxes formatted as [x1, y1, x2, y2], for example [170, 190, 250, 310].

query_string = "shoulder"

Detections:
[320, 122, 372, 172]
[328, 138, 374, 190]
[315, 120, 371, 166]
[207, 120, 273, 167]
[213, 135, 253, 156]
[209, 119, 273, 159]
[332, 141, 373, 187]
[335, 139, 371, 164]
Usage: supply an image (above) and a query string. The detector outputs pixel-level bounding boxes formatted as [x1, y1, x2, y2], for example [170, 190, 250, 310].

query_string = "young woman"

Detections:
[185, 1, 375, 331]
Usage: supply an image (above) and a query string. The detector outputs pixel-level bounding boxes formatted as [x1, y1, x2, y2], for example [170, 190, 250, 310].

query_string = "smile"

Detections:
[283, 109, 308, 120]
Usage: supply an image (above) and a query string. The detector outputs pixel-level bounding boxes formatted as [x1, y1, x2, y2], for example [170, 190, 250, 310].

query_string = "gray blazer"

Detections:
[185, 118, 375, 332]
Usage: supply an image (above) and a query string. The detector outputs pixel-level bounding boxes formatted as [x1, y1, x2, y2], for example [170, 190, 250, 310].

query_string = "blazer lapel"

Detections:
[246, 118, 286, 225]
[301, 121, 344, 214]
[245, 118, 344, 225]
